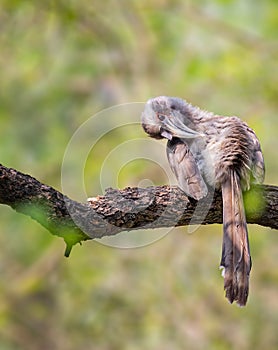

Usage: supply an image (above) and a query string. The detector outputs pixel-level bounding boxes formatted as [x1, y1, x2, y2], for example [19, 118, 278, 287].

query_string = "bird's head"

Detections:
[141, 96, 203, 140]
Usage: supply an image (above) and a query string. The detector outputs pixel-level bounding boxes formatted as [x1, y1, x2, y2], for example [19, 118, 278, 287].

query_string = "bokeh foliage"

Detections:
[0, 1, 278, 349]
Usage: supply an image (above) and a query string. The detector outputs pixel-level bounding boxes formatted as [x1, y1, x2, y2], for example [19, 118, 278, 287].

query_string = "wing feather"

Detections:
[246, 126, 265, 183]
[167, 138, 208, 200]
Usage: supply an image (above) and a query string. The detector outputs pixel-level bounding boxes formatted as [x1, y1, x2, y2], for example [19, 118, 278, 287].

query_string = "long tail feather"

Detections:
[220, 170, 251, 306]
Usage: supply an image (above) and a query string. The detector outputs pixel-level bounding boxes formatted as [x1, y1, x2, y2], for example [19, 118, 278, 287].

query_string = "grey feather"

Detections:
[167, 138, 208, 200]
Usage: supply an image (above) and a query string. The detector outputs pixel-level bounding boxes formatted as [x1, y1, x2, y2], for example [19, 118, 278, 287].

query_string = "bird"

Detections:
[141, 96, 264, 306]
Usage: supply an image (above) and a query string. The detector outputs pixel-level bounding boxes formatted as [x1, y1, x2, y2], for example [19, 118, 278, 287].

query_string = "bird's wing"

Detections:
[167, 138, 208, 200]
[252, 140, 265, 184]
[246, 126, 265, 183]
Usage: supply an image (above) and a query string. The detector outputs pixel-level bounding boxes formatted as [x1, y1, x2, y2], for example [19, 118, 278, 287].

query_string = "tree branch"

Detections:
[0, 164, 277, 255]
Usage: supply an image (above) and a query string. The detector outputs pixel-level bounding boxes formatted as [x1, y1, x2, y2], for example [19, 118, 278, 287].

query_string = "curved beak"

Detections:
[160, 129, 173, 140]
[162, 115, 203, 139]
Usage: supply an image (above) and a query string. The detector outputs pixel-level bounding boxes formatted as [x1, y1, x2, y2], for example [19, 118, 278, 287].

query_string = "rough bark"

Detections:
[0, 164, 277, 255]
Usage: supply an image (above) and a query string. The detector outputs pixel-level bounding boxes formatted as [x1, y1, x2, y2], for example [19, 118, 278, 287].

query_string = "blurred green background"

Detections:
[0, 1, 278, 349]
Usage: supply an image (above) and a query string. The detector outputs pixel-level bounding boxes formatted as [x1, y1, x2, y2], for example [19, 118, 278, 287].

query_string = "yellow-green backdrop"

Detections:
[0, 1, 277, 349]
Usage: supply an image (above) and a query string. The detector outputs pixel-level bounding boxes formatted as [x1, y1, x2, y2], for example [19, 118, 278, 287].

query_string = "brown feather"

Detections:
[221, 170, 251, 306]
[167, 138, 208, 200]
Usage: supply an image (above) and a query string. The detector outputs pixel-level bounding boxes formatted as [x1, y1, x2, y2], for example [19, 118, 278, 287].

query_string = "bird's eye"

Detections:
[158, 114, 165, 121]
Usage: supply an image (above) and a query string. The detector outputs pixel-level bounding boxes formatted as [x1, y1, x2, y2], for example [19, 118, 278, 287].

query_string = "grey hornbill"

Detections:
[141, 96, 264, 306]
